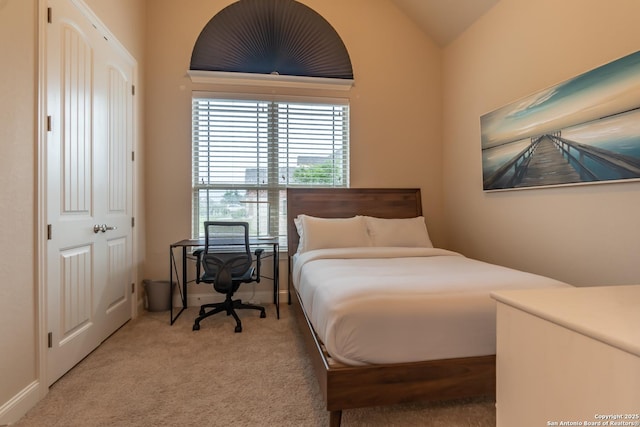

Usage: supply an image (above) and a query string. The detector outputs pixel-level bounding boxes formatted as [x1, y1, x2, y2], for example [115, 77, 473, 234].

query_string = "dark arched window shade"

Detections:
[190, 0, 353, 80]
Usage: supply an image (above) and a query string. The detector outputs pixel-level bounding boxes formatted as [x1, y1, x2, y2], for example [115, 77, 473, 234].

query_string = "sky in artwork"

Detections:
[481, 51, 640, 149]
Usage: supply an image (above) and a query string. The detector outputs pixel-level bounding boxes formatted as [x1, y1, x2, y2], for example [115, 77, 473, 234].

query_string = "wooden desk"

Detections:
[170, 238, 280, 325]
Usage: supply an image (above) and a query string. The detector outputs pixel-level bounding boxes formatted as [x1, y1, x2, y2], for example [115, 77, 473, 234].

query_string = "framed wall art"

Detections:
[481, 50, 640, 191]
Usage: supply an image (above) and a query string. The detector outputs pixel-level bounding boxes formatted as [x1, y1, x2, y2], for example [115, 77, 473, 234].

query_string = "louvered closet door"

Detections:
[46, 0, 133, 386]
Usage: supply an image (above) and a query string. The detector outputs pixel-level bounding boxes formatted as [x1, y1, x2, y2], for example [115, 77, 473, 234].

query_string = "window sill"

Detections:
[188, 70, 354, 91]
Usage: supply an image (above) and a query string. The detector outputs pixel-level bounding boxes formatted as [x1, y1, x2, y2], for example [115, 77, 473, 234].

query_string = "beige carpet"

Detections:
[14, 304, 496, 426]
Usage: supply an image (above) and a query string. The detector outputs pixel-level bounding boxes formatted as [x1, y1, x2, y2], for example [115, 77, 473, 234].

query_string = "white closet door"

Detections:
[46, 0, 133, 386]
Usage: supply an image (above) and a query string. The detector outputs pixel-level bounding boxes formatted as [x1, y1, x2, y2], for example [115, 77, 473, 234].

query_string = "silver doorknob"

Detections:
[93, 224, 118, 233]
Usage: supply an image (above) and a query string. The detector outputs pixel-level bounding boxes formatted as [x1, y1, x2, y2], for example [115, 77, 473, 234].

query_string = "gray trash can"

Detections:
[143, 280, 172, 312]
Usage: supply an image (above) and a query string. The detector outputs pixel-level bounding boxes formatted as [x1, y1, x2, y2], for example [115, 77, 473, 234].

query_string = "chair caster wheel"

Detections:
[235, 325, 242, 333]
[260, 311, 266, 318]
[193, 324, 200, 331]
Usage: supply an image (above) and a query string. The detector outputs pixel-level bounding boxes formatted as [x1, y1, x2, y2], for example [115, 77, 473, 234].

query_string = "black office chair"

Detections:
[192, 221, 266, 332]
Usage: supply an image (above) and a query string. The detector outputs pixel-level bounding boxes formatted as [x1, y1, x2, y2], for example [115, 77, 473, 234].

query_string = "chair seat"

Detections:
[201, 266, 254, 283]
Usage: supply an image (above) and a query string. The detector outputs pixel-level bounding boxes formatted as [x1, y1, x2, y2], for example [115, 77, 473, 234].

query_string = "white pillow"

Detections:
[364, 216, 433, 248]
[293, 216, 305, 254]
[297, 215, 371, 253]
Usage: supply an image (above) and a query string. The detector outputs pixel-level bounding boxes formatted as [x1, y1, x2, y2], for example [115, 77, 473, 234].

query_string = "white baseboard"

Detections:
[135, 296, 145, 318]
[0, 380, 42, 426]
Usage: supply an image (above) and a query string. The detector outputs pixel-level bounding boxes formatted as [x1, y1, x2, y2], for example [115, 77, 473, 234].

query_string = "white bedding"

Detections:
[292, 247, 571, 366]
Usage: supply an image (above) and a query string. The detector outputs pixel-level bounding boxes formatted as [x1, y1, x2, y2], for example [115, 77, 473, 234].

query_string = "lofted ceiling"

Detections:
[390, 0, 499, 46]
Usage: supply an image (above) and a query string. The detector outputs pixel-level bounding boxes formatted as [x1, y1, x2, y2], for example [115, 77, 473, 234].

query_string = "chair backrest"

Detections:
[202, 221, 253, 284]
[204, 221, 251, 254]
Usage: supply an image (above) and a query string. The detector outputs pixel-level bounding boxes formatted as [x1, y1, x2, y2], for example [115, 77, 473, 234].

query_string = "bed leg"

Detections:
[329, 410, 342, 427]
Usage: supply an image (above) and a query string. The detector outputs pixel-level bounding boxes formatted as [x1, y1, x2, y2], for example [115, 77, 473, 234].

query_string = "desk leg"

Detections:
[170, 245, 174, 324]
[287, 256, 292, 305]
[169, 245, 188, 325]
[182, 246, 188, 309]
[274, 243, 279, 319]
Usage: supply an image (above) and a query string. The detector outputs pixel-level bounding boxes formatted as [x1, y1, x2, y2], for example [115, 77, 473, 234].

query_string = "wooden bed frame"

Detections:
[286, 188, 496, 427]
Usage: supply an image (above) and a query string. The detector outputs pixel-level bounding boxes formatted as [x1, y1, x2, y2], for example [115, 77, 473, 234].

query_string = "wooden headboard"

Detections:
[286, 188, 422, 256]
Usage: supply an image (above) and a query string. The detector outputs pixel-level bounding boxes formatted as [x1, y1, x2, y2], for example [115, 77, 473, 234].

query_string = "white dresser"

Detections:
[491, 285, 640, 427]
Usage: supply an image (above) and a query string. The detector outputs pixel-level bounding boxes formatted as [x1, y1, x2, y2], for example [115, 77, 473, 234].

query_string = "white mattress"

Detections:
[292, 247, 571, 366]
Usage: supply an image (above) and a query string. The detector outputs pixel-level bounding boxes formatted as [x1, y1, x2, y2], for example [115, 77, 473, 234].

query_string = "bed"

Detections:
[286, 188, 570, 426]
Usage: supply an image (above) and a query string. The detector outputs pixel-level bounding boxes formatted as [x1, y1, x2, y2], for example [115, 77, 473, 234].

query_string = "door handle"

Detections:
[93, 224, 118, 233]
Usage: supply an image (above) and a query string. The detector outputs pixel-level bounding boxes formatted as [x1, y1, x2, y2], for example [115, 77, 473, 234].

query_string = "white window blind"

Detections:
[192, 95, 349, 241]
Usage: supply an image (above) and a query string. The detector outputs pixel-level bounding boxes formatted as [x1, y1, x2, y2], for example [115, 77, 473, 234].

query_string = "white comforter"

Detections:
[292, 247, 570, 366]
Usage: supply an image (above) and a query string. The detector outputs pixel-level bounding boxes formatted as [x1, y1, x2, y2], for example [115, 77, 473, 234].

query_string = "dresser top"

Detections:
[491, 284, 640, 357]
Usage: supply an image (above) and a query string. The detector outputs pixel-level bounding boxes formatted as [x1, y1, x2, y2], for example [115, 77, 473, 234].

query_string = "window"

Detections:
[192, 93, 349, 242]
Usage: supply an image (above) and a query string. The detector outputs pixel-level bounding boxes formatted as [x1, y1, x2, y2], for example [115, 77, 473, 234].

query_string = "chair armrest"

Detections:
[193, 249, 204, 283]
[253, 248, 265, 282]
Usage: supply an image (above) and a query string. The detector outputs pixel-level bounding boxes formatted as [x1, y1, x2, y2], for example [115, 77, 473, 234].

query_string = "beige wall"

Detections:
[442, 0, 640, 286]
[0, 0, 37, 413]
[144, 0, 443, 283]
[84, 0, 146, 60]
[0, 0, 145, 423]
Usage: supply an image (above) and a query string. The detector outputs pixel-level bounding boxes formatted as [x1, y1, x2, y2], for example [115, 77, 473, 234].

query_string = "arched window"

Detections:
[189, 0, 353, 240]
[190, 0, 353, 81]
